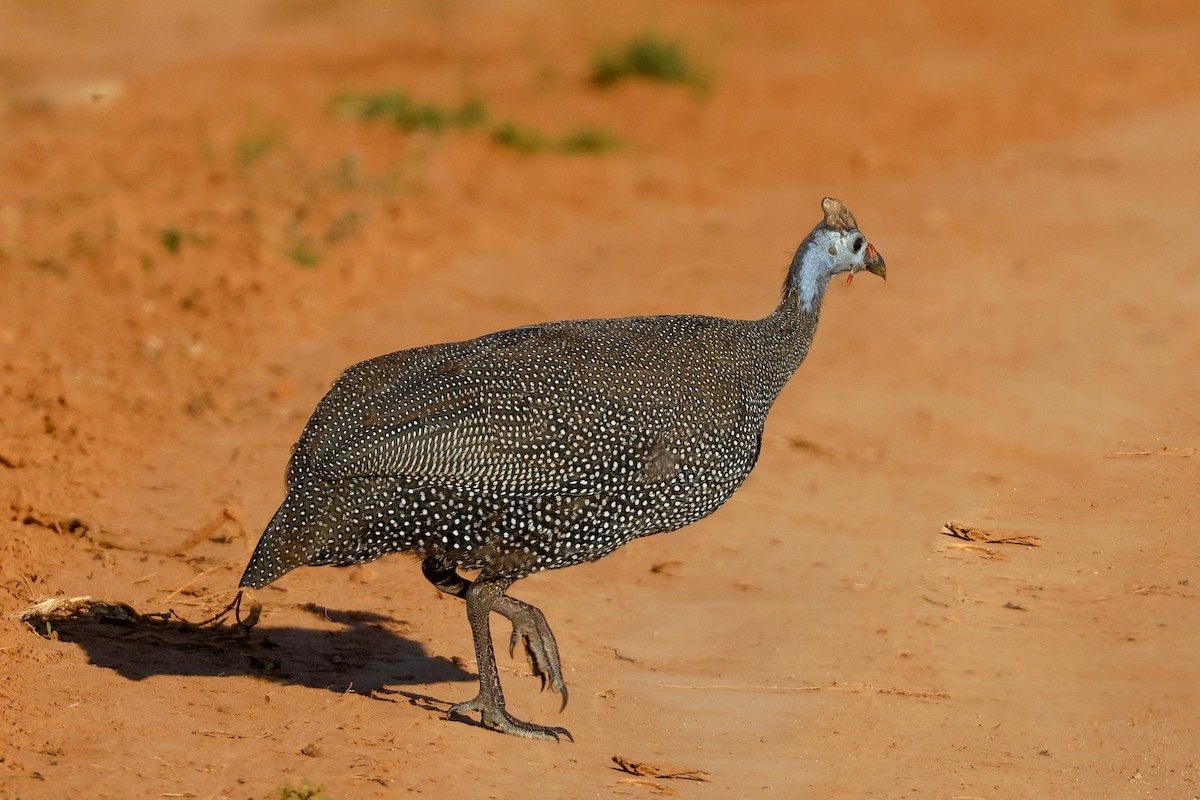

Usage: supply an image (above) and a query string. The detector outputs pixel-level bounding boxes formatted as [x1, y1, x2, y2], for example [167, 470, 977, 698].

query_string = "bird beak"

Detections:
[862, 243, 886, 280]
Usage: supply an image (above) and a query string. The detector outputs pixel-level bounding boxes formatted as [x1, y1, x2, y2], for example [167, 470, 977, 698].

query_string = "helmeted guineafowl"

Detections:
[240, 197, 886, 740]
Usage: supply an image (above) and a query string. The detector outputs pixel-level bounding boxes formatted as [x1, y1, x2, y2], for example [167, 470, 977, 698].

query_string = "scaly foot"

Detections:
[495, 597, 569, 711]
[449, 695, 573, 742]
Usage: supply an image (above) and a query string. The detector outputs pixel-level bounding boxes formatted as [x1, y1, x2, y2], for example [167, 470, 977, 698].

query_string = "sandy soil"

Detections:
[1, 1, 1198, 798]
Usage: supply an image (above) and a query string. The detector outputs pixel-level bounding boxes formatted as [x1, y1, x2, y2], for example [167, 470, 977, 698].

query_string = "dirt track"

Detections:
[1, 2, 1198, 798]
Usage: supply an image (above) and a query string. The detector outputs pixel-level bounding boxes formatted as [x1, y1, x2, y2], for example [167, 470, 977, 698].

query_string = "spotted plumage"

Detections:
[241, 197, 886, 740]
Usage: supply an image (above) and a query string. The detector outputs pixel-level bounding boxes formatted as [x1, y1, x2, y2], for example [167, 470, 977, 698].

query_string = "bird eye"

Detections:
[851, 236, 865, 254]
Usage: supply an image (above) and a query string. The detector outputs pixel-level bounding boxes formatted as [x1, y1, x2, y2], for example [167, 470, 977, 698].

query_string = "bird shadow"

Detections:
[37, 602, 473, 697]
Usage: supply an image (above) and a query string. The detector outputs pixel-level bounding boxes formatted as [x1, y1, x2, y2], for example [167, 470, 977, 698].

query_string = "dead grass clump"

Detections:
[16, 591, 260, 638]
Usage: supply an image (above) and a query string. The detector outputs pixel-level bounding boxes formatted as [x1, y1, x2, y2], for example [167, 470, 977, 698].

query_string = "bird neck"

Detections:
[741, 234, 832, 406]
[770, 233, 831, 345]
[766, 278, 822, 354]
[785, 234, 835, 314]
[742, 272, 824, 407]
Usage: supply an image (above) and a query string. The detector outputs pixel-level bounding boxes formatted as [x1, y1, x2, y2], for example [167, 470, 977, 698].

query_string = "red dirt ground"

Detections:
[1, 2, 1198, 798]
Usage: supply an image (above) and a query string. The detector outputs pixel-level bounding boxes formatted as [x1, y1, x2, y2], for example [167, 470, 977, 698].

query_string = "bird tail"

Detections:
[239, 478, 398, 589]
[239, 501, 304, 589]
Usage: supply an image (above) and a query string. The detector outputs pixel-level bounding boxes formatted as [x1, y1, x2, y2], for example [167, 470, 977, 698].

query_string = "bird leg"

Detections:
[422, 558, 473, 598]
[449, 576, 572, 741]
[421, 559, 571, 740]
[422, 559, 568, 708]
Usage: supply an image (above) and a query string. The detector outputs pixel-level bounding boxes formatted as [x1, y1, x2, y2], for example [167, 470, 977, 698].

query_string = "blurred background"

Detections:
[1, 2, 1197, 798]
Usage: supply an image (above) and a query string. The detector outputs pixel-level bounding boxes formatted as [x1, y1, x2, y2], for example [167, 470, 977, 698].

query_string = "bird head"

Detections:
[791, 197, 886, 311]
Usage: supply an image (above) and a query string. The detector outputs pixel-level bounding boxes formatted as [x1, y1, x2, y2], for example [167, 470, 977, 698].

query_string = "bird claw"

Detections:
[448, 695, 573, 742]
[500, 602, 569, 711]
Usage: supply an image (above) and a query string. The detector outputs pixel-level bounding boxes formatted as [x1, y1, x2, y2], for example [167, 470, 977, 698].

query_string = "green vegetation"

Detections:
[490, 121, 550, 154]
[558, 125, 625, 154]
[283, 207, 366, 267]
[591, 32, 708, 89]
[159, 226, 214, 254]
[160, 227, 183, 253]
[234, 127, 285, 169]
[491, 122, 623, 155]
[330, 90, 486, 133]
[332, 86, 628, 156]
[274, 780, 330, 800]
[284, 234, 321, 268]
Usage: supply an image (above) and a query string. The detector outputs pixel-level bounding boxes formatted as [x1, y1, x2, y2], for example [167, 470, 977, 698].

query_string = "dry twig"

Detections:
[941, 521, 1042, 547]
[612, 756, 711, 782]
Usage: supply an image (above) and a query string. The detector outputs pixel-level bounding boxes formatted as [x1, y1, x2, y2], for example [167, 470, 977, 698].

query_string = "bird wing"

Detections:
[292, 318, 751, 496]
